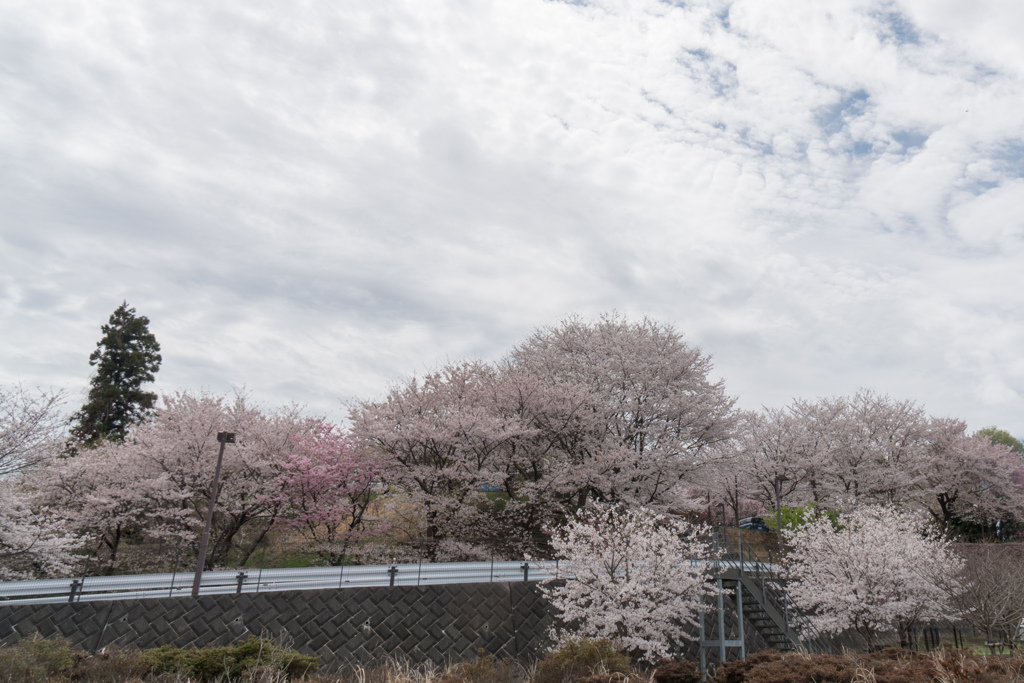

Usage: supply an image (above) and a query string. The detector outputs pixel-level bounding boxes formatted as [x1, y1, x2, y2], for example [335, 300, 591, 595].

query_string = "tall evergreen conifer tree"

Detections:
[71, 302, 162, 446]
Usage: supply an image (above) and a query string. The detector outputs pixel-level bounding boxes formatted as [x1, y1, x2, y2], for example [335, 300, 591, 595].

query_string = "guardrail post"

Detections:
[68, 579, 81, 603]
[521, 562, 529, 582]
[388, 565, 398, 587]
[235, 572, 247, 594]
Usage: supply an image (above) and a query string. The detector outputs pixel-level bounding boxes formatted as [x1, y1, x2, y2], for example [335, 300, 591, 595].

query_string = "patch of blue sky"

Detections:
[852, 141, 873, 157]
[815, 89, 869, 137]
[891, 130, 929, 151]
[717, 6, 731, 30]
[872, 9, 921, 46]
[681, 48, 711, 63]
[993, 141, 1024, 179]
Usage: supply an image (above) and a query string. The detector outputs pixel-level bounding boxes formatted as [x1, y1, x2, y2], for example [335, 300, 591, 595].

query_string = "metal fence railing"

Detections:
[0, 557, 776, 607]
[0, 560, 562, 606]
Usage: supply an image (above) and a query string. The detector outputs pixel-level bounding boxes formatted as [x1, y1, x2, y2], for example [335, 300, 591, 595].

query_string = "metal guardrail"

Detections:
[0, 558, 774, 607]
[0, 560, 560, 606]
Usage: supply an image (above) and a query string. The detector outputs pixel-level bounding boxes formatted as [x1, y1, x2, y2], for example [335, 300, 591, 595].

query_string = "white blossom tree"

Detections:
[0, 482, 80, 579]
[30, 442, 192, 572]
[784, 505, 962, 649]
[0, 384, 66, 477]
[542, 503, 714, 662]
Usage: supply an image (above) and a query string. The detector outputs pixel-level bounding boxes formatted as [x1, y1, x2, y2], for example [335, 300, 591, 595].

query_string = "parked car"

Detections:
[738, 516, 770, 533]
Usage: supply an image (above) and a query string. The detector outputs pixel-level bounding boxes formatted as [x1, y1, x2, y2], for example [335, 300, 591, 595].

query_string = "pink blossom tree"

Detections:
[784, 505, 962, 649]
[919, 419, 1024, 536]
[352, 315, 740, 558]
[507, 314, 738, 509]
[350, 361, 530, 558]
[131, 390, 314, 568]
[542, 503, 715, 662]
[0, 482, 80, 579]
[31, 389, 314, 572]
[273, 424, 393, 565]
[30, 442, 191, 573]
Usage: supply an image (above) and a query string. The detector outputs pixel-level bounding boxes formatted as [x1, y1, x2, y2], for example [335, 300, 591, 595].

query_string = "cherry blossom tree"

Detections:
[0, 481, 80, 579]
[727, 391, 934, 517]
[352, 316, 739, 558]
[31, 390, 314, 572]
[0, 384, 66, 477]
[784, 505, 962, 649]
[133, 390, 314, 569]
[696, 409, 807, 525]
[350, 361, 530, 558]
[919, 419, 1024, 536]
[507, 314, 737, 509]
[542, 503, 715, 662]
[273, 424, 393, 565]
[29, 441, 191, 573]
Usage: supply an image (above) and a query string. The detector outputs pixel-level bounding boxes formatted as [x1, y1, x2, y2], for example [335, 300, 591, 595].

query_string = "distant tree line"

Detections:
[0, 310, 1021, 586]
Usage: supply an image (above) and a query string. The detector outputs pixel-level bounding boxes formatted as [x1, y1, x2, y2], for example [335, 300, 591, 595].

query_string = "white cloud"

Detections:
[1, 0, 1022, 435]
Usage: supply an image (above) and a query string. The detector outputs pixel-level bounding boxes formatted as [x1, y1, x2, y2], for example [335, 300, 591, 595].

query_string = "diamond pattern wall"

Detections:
[0, 582, 555, 672]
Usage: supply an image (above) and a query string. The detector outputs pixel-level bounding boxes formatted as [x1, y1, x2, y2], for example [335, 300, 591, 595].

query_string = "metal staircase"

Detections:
[699, 530, 832, 669]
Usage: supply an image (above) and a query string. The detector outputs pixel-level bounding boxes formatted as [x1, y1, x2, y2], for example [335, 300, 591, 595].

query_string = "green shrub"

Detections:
[144, 635, 319, 681]
[533, 638, 631, 683]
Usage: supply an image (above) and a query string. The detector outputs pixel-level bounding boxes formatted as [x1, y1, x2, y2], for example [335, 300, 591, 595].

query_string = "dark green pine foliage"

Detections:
[71, 302, 162, 446]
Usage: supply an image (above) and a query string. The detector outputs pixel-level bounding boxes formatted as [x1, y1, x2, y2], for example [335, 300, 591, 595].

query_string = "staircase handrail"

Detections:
[719, 529, 832, 654]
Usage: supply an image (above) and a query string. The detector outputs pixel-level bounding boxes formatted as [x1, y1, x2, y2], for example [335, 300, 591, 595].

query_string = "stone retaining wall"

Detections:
[0, 581, 763, 672]
[0, 582, 553, 672]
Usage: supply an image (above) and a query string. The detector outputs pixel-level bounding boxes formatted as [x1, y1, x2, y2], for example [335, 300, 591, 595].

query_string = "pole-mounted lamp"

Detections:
[191, 432, 235, 597]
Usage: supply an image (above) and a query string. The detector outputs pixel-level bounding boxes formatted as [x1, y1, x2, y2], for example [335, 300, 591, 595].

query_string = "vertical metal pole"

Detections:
[738, 532, 744, 576]
[168, 543, 182, 598]
[192, 433, 234, 598]
[255, 543, 267, 594]
[717, 577, 726, 662]
[736, 580, 746, 659]
[699, 597, 707, 676]
[388, 565, 398, 587]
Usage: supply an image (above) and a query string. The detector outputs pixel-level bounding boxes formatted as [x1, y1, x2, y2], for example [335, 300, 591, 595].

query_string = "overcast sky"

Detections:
[2, 0, 1023, 436]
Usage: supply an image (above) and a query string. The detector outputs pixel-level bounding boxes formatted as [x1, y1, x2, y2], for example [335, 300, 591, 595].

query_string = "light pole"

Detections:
[191, 431, 235, 597]
[773, 474, 789, 554]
